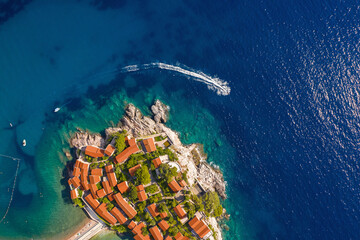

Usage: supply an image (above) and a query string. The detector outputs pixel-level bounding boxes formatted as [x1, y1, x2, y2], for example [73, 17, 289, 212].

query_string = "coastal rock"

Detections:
[70, 131, 105, 149]
[104, 127, 122, 138]
[151, 99, 169, 123]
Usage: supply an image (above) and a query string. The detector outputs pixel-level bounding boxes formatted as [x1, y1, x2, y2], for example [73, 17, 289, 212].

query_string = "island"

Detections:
[66, 100, 228, 240]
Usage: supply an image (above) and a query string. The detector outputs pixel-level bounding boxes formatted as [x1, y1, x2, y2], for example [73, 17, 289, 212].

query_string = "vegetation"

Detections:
[112, 225, 127, 233]
[141, 226, 149, 236]
[73, 198, 84, 208]
[96, 182, 102, 189]
[77, 189, 83, 197]
[157, 202, 167, 212]
[145, 184, 159, 194]
[154, 135, 166, 141]
[191, 194, 204, 212]
[158, 164, 178, 183]
[168, 226, 179, 236]
[90, 163, 98, 169]
[149, 193, 162, 204]
[203, 191, 223, 217]
[113, 131, 127, 153]
[134, 165, 151, 185]
[128, 186, 138, 202]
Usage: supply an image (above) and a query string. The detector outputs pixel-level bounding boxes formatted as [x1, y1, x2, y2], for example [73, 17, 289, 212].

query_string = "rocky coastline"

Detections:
[70, 100, 228, 240]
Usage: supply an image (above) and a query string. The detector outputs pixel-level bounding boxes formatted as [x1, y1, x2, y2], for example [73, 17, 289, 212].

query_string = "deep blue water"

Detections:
[1, 0, 360, 239]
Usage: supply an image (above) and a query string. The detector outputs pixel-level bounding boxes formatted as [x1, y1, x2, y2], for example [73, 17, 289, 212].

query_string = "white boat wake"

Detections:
[120, 62, 231, 96]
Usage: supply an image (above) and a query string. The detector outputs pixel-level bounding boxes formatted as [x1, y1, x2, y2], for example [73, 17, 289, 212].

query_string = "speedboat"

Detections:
[54, 107, 61, 112]
[22, 139, 26, 146]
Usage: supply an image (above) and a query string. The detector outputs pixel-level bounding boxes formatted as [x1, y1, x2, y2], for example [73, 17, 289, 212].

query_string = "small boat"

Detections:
[54, 107, 61, 112]
[9, 123, 13, 127]
[22, 139, 26, 146]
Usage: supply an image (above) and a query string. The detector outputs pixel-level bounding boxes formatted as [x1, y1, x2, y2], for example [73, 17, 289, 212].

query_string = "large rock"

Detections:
[70, 131, 105, 149]
[151, 99, 169, 123]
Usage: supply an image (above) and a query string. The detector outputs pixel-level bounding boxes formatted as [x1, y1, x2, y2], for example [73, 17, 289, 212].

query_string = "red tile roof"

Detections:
[97, 189, 106, 198]
[89, 184, 99, 199]
[102, 181, 113, 195]
[152, 158, 162, 168]
[129, 164, 141, 176]
[114, 145, 139, 164]
[128, 220, 136, 229]
[85, 194, 100, 209]
[188, 216, 211, 239]
[104, 144, 116, 156]
[168, 180, 182, 193]
[134, 234, 151, 240]
[113, 193, 137, 219]
[105, 165, 117, 187]
[173, 205, 186, 219]
[110, 207, 128, 224]
[71, 177, 81, 188]
[70, 189, 78, 199]
[85, 146, 104, 158]
[81, 180, 89, 190]
[73, 167, 81, 177]
[74, 160, 81, 168]
[108, 193, 114, 201]
[89, 175, 101, 184]
[68, 179, 72, 188]
[117, 181, 129, 194]
[132, 222, 146, 235]
[143, 138, 156, 152]
[147, 203, 160, 218]
[136, 185, 145, 191]
[179, 180, 187, 187]
[158, 220, 169, 232]
[126, 138, 136, 146]
[160, 212, 167, 219]
[165, 236, 173, 240]
[137, 190, 148, 202]
[80, 172, 88, 182]
[79, 161, 89, 170]
[95, 203, 117, 225]
[149, 226, 163, 240]
[174, 232, 189, 240]
[91, 168, 103, 176]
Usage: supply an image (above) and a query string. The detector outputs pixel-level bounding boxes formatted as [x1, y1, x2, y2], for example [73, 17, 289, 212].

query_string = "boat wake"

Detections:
[120, 62, 231, 96]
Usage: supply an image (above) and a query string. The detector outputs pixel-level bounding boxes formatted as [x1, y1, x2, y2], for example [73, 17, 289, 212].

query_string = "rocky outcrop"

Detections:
[151, 99, 169, 123]
[70, 131, 105, 149]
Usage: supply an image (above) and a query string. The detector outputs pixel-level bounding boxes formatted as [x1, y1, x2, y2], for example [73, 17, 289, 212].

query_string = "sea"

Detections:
[0, 0, 360, 239]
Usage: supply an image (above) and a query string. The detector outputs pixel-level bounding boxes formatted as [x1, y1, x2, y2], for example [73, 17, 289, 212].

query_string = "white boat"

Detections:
[22, 139, 26, 146]
[54, 107, 61, 112]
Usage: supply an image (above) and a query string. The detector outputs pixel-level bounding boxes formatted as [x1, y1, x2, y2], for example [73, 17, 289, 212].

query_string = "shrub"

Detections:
[128, 186, 138, 202]
[142, 227, 149, 236]
[135, 165, 151, 185]
[203, 191, 222, 217]
[112, 225, 127, 233]
[145, 184, 158, 194]
[114, 132, 126, 153]
[168, 226, 179, 236]
[73, 198, 84, 208]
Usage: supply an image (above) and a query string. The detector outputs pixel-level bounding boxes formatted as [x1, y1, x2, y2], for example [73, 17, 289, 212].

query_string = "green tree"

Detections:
[203, 191, 222, 217]
[135, 165, 151, 185]
[112, 225, 127, 233]
[141, 227, 149, 236]
[158, 164, 178, 183]
[114, 132, 126, 153]
[168, 226, 179, 236]
[128, 186, 138, 202]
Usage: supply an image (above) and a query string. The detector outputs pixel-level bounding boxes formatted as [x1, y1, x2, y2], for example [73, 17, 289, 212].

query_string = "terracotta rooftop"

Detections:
[108, 193, 114, 202]
[104, 144, 116, 156]
[158, 220, 169, 232]
[147, 203, 160, 218]
[160, 212, 167, 219]
[102, 181, 113, 195]
[174, 232, 189, 240]
[165, 236, 173, 240]
[70, 189, 77, 199]
[74, 160, 81, 168]
[114, 144, 139, 164]
[105, 165, 117, 187]
[91, 168, 103, 176]
[113, 193, 137, 219]
[89, 184, 98, 199]
[173, 204, 186, 219]
[179, 180, 187, 187]
[168, 180, 182, 193]
[85, 146, 104, 158]
[81, 180, 89, 190]
[126, 138, 136, 147]
[152, 157, 162, 168]
[95, 203, 117, 225]
[110, 207, 128, 224]
[70, 177, 81, 188]
[89, 175, 101, 184]
[85, 194, 100, 209]
[128, 220, 136, 229]
[149, 226, 163, 240]
[142, 138, 156, 152]
[96, 188, 106, 198]
[132, 222, 146, 235]
[188, 216, 211, 239]
[134, 234, 151, 240]
[117, 181, 129, 194]
[137, 190, 148, 202]
[129, 164, 141, 176]
[73, 167, 81, 177]
[136, 185, 144, 191]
